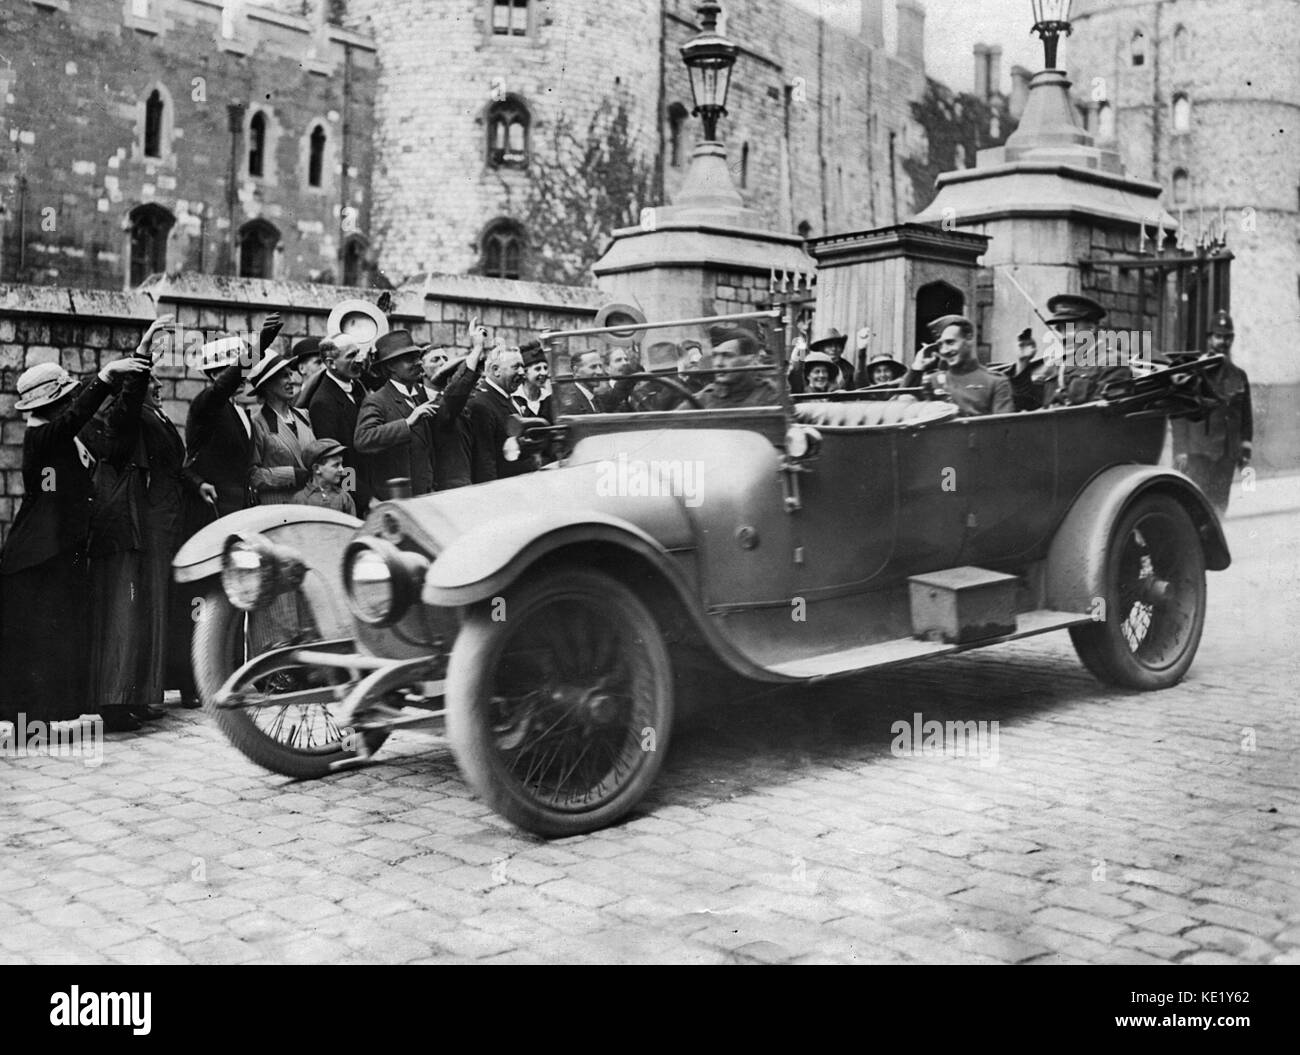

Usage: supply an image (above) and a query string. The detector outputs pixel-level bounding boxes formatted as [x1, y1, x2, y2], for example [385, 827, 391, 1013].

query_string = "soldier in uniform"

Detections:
[1042, 293, 1132, 406]
[901, 315, 1013, 417]
[679, 324, 780, 409]
[1171, 309, 1252, 514]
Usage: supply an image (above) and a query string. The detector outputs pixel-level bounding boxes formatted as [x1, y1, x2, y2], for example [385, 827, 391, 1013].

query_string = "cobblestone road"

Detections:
[3, 509, 1298, 964]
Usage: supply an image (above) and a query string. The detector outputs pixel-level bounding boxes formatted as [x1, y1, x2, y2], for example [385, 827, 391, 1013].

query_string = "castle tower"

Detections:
[347, 0, 662, 285]
[1067, 0, 1300, 469]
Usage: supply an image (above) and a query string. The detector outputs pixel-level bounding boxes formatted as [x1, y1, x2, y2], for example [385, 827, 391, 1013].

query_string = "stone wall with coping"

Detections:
[0, 273, 602, 545]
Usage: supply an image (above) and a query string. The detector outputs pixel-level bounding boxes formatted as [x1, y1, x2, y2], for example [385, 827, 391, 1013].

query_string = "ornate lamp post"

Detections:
[1030, 0, 1073, 70]
[680, 2, 738, 143]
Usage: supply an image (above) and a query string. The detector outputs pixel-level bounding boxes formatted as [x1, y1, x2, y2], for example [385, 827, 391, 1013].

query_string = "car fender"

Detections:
[173, 505, 361, 584]
[1045, 465, 1230, 613]
[422, 509, 699, 609]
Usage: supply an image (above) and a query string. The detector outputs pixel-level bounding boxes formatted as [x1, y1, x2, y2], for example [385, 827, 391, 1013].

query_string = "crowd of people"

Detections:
[0, 292, 1251, 732]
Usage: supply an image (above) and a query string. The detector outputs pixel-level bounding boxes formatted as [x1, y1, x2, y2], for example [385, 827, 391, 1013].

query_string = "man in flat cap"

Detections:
[1171, 309, 1252, 513]
[1042, 293, 1132, 406]
[678, 324, 780, 409]
[902, 315, 1013, 417]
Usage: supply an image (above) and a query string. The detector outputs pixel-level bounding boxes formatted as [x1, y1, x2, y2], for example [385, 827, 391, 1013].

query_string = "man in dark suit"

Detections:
[307, 333, 372, 514]
[467, 344, 532, 483]
[554, 348, 603, 416]
[429, 324, 487, 491]
[1172, 309, 1253, 514]
[354, 329, 439, 499]
[184, 312, 281, 518]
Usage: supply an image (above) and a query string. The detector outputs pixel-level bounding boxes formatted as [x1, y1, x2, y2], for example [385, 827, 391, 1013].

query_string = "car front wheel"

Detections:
[1069, 493, 1207, 690]
[445, 567, 674, 837]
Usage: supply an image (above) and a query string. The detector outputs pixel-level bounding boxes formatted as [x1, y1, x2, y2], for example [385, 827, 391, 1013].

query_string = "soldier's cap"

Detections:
[519, 339, 548, 368]
[1017, 326, 1035, 344]
[708, 323, 761, 356]
[1046, 293, 1107, 326]
[373, 329, 427, 363]
[302, 438, 347, 470]
[927, 314, 971, 339]
[1209, 309, 1234, 337]
[14, 362, 78, 412]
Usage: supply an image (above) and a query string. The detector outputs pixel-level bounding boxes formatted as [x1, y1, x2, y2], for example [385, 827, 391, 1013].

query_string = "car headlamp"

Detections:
[221, 532, 307, 611]
[343, 537, 430, 627]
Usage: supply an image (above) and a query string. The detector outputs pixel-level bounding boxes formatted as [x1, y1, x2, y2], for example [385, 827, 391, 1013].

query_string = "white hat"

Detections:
[14, 362, 78, 412]
[326, 299, 389, 344]
[199, 336, 248, 372]
[247, 350, 295, 392]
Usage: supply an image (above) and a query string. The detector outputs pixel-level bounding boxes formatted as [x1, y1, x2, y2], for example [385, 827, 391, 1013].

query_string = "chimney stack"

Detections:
[860, 0, 884, 49]
[987, 46, 1003, 99]
[895, 0, 926, 71]
[973, 44, 990, 98]
[1009, 65, 1032, 120]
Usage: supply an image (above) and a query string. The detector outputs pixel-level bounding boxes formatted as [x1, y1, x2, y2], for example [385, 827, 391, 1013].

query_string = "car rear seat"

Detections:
[792, 397, 960, 428]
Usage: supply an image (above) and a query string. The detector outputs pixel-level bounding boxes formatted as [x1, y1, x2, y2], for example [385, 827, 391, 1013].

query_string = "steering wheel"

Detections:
[636, 374, 706, 410]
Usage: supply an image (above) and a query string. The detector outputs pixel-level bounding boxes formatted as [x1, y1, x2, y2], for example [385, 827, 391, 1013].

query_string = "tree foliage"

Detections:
[514, 98, 652, 286]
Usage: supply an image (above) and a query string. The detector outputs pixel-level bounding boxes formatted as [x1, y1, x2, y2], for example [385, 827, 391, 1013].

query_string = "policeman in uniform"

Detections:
[1171, 309, 1252, 514]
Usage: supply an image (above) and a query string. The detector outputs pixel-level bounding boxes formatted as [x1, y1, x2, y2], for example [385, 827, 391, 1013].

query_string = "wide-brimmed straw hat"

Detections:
[14, 362, 78, 412]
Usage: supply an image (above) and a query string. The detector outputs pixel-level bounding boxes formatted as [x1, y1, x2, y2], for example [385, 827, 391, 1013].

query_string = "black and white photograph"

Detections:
[0, 0, 1296, 989]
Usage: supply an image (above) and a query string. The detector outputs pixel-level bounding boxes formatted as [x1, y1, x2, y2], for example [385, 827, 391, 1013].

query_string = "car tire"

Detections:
[193, 586, 384, 779]
[445, 567, 674, 837]
[1068, 493, 1207, 690]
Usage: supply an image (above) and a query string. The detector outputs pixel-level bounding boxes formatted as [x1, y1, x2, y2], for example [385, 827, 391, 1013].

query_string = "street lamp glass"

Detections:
[1031, 0, 1072, 24]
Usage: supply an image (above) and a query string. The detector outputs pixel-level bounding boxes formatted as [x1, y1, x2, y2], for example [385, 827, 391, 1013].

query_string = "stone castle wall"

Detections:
[0, 0, 378, 289]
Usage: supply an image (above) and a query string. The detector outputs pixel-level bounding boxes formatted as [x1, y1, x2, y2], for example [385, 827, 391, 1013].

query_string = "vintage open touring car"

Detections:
[174, 307, 1230, 836]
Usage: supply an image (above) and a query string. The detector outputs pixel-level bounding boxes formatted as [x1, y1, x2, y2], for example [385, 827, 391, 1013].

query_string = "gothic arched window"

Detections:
[1172, 168, 1190, 205]
[239, 218, 279, 279]
[487, 97, 529, 168]
[1131, 29, 1147, 67]
[248, 111, 268, 178]
[128, 203, 174, 286]
[668, 102, 688, 168]
[1172, 93, 1191, 133]
[144, 89, 165, 158]
[480, 218, 525, 279]
[308, 124, 327, 187]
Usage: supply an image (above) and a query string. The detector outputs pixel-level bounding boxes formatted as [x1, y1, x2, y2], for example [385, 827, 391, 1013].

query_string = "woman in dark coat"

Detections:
[0, 349, 153, 731]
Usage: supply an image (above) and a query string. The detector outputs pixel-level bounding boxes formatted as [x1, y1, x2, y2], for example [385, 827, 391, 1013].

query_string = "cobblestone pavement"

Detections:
[3, 510, 1298, 965]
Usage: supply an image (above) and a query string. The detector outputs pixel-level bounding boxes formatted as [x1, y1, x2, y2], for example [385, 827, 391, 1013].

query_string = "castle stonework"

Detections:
[1067, 0, 1300, 404]
[0, 0, 377, 289]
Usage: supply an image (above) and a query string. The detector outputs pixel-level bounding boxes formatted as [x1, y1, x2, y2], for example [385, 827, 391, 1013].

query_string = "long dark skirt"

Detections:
[88, 550, 149, 712]
[0, 553, 91, 722]
[140, 526, 196, 703]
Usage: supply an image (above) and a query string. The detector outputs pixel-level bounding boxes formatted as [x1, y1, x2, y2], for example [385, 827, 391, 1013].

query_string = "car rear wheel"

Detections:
[193, 587, 385, 779]
[445, 567, 674, 837]
[1069, 494, 1206, 690]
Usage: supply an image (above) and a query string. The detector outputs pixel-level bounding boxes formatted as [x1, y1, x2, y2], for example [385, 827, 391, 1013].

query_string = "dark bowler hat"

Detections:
[1017, 326, 1035, 344]
[519, 339, 547, 368]
[1209, 309, 1234, 337]
[291, 336, 323, 364]
[373, 329, 426, 363]
[927, 314, 970, 339]
[1046, 293, 1107, 326]
[809, 327, 848, 353]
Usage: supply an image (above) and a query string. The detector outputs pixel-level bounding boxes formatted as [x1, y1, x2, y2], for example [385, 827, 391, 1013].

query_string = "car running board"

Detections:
[767, 609, 1093, 682]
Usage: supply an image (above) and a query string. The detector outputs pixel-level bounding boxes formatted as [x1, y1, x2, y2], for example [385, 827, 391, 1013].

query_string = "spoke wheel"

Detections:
[1069, 494, 1206, 689]
[446, 568, 673, 837]
[193, 587, 386, 778]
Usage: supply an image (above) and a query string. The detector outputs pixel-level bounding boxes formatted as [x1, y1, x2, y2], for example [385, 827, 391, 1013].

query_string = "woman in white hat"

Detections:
[247, 348, 317, 504]
[0, 327, 161, 731]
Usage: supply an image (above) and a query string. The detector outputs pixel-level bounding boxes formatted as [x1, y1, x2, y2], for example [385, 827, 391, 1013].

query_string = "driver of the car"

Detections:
[678, 324, 779, 409]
